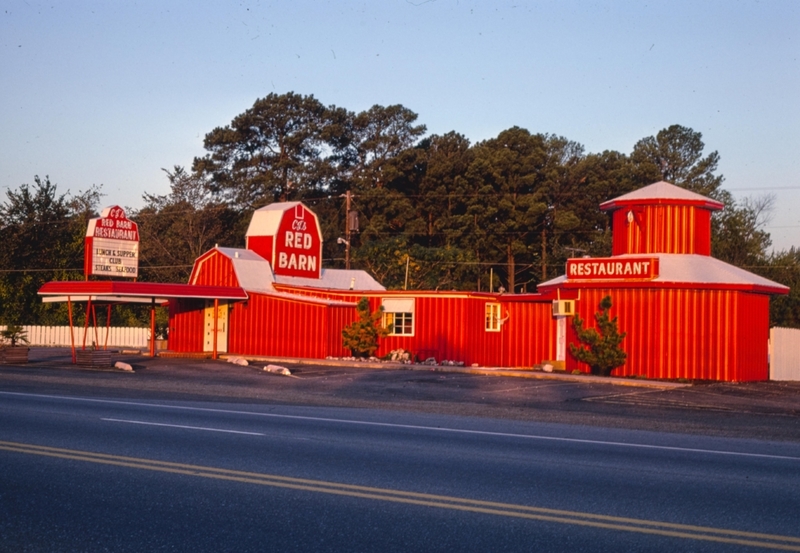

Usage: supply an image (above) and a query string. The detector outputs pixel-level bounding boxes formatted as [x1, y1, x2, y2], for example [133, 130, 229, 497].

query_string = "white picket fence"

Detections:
[4, 324, 799, 378]
[0, 325, 151, 349]
[770, 327, 800, 381]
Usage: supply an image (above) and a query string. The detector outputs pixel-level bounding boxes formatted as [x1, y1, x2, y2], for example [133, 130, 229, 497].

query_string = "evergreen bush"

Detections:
[342, 298, 389, 358]
[569, 295, 627, 376]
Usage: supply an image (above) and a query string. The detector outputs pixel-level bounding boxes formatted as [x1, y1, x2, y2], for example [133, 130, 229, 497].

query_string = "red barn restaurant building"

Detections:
[167, 201, 562, 368]
[539, 181, 788, 381]
[39, 181, 789, 381]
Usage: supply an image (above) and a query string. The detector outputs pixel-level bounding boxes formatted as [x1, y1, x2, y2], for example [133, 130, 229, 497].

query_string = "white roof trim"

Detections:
[41, 295, 170, 304]
[539, 253, 788, 292]
[248, 289, 355, 307]
[600, 181, 723, 210]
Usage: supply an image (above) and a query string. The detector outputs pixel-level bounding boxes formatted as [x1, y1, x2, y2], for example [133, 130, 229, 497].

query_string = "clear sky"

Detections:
[2, 0, 798, 250]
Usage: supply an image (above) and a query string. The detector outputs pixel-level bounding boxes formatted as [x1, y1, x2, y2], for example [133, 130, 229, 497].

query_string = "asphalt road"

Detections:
[4, 348, 800, 441]
[2, 354, 800, 552]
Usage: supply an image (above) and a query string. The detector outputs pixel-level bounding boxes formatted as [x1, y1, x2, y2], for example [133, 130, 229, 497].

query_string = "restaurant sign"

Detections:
[84, 206, 140, 278]
[566, 257, 658, 281]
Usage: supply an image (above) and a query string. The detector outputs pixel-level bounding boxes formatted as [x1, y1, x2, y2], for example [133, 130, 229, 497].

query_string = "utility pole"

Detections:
[341, 191, 358, 270]
[541, 229, 547, 281]
[344, 191, 351, 270]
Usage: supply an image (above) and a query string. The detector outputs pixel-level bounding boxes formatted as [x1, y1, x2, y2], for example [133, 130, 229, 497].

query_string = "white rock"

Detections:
[264, 364, 291, 376]
[227, 357, 249, 366]
[542, 363, 553, 373]
[114, 361, 133, 372]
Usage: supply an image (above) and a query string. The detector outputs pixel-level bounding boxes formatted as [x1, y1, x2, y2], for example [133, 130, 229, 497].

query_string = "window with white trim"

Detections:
[485, 303, 502, 332]
[382, 298, 415, 336]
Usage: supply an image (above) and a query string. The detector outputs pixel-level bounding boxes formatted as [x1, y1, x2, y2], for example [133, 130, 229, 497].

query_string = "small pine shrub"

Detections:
[341, 298, 389, 358]
[569, 295, 627, 376]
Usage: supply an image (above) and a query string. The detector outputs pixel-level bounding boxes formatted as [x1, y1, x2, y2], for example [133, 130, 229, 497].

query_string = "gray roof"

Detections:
[539, 253, 788, 294]
[600, 181, 724, 211]
[274, 269, 385, 291]
[212, 247, 385, 293]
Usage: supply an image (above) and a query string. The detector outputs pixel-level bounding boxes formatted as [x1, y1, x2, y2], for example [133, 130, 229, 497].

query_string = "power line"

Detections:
[728, 187, 800, 191]
[0, 264, 195, 274]
[0, 268, 83, 273]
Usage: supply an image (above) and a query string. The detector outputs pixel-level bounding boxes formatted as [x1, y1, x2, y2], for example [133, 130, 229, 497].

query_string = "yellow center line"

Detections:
[2, 440, 799, 551]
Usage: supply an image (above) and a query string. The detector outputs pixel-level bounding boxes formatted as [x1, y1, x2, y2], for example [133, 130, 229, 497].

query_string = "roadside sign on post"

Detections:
[84, 206, 140, 279]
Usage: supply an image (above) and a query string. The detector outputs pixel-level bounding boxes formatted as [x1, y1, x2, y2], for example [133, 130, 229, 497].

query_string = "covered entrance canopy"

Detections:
[38, 281, 248, 360]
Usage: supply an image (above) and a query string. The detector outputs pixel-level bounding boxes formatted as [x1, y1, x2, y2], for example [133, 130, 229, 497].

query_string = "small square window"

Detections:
[384, 312, 414, 336]
[382, 298, 415, 336]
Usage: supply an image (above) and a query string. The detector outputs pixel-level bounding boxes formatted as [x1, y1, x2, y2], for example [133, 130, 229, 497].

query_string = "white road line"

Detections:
[3, 390, 800, 461]
[101, 418, 264, 436]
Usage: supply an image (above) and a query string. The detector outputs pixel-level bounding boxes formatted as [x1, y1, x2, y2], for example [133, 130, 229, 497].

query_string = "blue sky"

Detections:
[2, 0, 798, 250]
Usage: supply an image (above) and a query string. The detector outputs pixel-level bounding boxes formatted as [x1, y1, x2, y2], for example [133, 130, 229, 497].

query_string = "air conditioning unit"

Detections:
[552, 300, 575, 317]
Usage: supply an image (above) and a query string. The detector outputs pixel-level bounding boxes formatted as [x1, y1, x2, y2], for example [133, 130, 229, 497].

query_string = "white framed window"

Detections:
[382, 298, 415, 336]
[485, 303, 502, 332]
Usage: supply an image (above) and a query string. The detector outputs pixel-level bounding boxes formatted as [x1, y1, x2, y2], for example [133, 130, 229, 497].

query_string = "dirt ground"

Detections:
[2, 347, 799, 443]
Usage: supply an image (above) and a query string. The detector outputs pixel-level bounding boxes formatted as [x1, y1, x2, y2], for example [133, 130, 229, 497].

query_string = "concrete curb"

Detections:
[219, 354, 690, 390]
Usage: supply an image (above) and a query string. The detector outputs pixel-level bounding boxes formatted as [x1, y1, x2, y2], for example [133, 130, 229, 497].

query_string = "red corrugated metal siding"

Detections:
[205, 283, 561, 367]
[285, 288, 363, 304]
[612, 205, 711, 256]
[501, 301, 558, 368]
[271, 289, 560, 367]
[228, 293, 329, 358]
[328, 305, 358, 357]
[463, 298, 500, 367]
[611, 213, 626, 256]
[736, 293, 769, 381]
[566, 288, 768, 381]
[356, 295, 556, 367]
[246, 235, 274, 264]
[371, 296, 482, 364]
[182, 260, 564, 365]
[694, 210, 712, 256]
[191, 252, 239, 287]
[168, 299, 205, 352]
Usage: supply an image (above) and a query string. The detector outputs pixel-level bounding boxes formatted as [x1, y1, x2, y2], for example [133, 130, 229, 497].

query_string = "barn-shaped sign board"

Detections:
[84, 205, 140, 278]
[245, 202, 323, 279]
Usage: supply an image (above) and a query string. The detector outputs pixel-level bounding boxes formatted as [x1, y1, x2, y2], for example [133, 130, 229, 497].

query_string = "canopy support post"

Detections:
[82, 297, 92, 350]
[149, 298, 156, 357]
[67, 296, 76, 364]
[212, 298, 219, 360]
[104, 304, 112, 350]
[92, 303, 99, 350]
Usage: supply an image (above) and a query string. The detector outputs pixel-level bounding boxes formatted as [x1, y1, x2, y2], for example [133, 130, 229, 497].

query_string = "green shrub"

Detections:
[342, 298, 389, 358]
[0, 324, 29, 347]
[569, 296, 627, 376]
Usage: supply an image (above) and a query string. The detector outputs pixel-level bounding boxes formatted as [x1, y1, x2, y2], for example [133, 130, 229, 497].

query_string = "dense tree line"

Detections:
[2, 92, 798, 327]
[0, 176, 161, 328]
